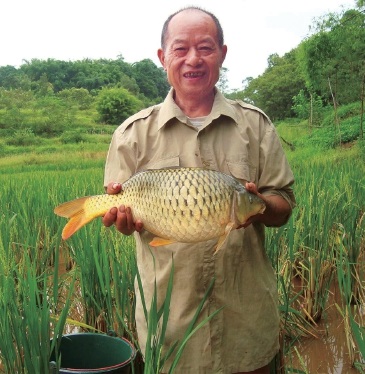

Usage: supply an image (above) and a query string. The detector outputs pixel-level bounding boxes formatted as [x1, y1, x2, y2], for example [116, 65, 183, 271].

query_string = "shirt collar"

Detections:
[157, 88, 240, 130]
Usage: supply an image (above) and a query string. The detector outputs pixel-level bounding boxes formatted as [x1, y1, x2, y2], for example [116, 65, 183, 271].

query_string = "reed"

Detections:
[0, 146, 364, 372]
[336, 239, 365, 369]
[265, 156, 365, 370]
[0, 207, 72, 372]
[63, 227, 138, 338]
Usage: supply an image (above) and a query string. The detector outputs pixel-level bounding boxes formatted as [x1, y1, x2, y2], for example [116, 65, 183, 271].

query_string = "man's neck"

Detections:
[173, 90, 215, 117]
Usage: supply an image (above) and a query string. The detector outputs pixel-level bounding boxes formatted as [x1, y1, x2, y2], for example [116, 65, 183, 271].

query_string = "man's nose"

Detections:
[186, 48, 202, 66]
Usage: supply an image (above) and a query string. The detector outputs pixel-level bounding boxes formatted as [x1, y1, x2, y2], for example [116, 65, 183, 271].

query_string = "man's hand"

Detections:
[102, 182, 144, 235]
[239, 182, 292, 228]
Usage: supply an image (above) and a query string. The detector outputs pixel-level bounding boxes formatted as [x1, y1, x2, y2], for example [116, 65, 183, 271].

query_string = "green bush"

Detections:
[32, 121, 66, 137]
[322, 102, 361, 127]
[292, 89, 323, 125]
[340, 116, 362, 143]
[96, 87, 144, 125]
[6, 128, 40, 147]
[57, 88, 94, 110]
[32, 96, 71, 136]
[60, 130, 86, 144]
[294, 114, 362, 150]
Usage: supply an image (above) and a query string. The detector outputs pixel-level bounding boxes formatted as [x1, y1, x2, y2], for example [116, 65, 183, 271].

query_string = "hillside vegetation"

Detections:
[0, 5, 364, 151]
[0, 5, 365, 372]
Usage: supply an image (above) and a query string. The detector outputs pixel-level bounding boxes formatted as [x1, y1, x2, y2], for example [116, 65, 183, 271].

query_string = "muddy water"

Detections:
[58, 257, 362, 373]
[288, 284, 362, 373]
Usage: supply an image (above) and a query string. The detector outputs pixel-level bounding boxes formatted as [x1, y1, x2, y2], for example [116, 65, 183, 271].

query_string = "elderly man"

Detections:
[103, 6, 295, 374]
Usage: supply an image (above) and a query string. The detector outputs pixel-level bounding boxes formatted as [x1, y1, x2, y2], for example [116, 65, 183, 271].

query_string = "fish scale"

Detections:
[54, 167, 266, 252]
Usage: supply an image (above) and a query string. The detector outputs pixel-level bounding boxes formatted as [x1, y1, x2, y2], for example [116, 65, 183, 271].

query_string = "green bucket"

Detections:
[50, 333, 136, 373]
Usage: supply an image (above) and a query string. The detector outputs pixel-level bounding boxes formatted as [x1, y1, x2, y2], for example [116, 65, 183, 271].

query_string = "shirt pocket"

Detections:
[141, 156, 180, 171]
[226, 159, 257, 185]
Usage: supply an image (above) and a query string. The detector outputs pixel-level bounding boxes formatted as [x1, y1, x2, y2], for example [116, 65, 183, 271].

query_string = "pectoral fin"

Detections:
[214, 222, 235, 255]
[149, 237, 177, 247]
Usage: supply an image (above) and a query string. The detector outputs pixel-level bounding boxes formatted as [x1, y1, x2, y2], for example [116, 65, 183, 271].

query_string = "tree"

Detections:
[57, 88, 94, 110]
[131, 59, 169, 100]
[267, 53, 281, 69]
[237, 50, 305, 120]
[0, 88, 35, 128]
[96, 87, 144, 125]
[297, 9, 365, 106]
[0, 66, 32, 90]
[291, 89, 323, 129]
[34, 73, 54, 96]
[217, 67, 229, 94]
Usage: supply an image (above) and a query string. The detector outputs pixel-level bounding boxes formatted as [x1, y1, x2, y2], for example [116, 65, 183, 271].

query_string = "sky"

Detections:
[1, 0, 356, 90]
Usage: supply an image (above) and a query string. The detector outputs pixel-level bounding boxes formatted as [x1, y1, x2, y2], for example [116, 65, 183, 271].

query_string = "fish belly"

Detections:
[121, 168, 234, 242]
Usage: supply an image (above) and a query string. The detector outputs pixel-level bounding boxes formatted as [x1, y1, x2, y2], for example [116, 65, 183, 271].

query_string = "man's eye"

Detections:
[199, 46, 213, 54]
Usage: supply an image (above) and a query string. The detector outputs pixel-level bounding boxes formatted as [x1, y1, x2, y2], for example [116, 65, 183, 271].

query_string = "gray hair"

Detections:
[161, 6, 224, 50]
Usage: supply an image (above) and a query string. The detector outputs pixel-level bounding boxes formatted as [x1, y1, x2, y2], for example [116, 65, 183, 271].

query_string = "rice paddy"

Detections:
[0, 138, 364, 373]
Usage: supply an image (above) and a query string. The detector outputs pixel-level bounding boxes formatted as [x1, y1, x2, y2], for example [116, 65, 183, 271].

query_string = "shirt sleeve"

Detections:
[103, 127, 136, 188]
[258, 119, 296, 210]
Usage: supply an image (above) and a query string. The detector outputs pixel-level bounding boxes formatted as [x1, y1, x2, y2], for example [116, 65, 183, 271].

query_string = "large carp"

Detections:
[54, 167, 265, 252]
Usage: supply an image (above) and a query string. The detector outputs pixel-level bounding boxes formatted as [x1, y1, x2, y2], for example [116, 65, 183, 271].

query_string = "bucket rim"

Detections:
[51, 332, 137, 372]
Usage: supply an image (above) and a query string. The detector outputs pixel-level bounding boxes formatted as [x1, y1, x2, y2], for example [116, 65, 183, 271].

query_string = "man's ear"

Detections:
[157, 48, 166, 69]
[221, 45, 228, 66]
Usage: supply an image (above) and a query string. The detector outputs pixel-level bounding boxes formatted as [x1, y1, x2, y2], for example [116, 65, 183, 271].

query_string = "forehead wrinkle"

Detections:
[171, 37, 214, 45]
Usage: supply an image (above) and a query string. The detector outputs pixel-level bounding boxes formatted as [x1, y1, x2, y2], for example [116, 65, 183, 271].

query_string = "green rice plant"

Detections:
[266, 222, 318, 341]
[0, 214, 73, 372]
[291, 347, 309, 374]
[268, 155, 364, 371]
[1, 142, 364, 372]
[287, 158, 365, 324]
[359, 138, 365, 161]
[341, 211, 365, 303]
[61, 225, 223, 373]
[0, 166, 102, 372]
[63, 227, 137, 338]
[336, 242, 365, 368]
[47, 167, 140, 340]
[277, 178, 335, 324]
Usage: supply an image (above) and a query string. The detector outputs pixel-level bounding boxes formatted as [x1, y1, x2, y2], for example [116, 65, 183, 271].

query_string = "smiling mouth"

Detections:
[184, 72, 204, 78]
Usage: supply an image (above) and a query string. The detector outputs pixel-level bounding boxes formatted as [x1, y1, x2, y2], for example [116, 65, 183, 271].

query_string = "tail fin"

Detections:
[54, 197, 97, 240]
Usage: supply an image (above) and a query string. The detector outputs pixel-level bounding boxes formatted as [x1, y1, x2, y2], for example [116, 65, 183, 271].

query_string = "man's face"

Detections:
[158, 10, 227, 98]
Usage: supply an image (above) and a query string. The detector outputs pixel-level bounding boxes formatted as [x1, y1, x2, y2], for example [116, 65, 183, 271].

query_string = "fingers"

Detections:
[106, 182, 122, 195]
[245, 181, 266, 202]
[103, 182, 144, 234]
[102, 205, 144, 235]
[115, 205, 134, 235]
[102, 206, 118, 227]
[238, 182, 265, 229]
[115, 206, 144, 235]
[103, 182, 144, 235]
[135, 220, 144, 232]
[245, 181, 258, 194]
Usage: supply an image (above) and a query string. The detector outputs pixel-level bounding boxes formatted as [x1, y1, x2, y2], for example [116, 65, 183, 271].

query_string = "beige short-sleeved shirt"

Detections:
[104, 89, 295, 373]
